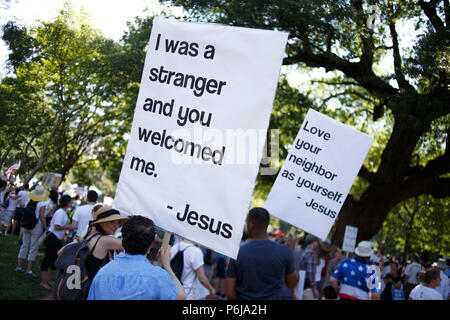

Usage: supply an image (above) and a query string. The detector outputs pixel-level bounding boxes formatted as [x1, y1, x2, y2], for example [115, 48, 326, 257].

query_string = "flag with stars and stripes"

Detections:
[331, 258, 380, 300]
[5, 161, 20, 180]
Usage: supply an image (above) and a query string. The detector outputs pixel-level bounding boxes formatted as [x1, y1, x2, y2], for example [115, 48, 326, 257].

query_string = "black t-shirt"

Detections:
[226, 240, 295, 300]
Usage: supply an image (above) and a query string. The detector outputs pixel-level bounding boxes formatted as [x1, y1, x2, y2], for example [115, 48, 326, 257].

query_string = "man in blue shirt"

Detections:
[88, 215, 186, 300]
[225, 207, 298, 300]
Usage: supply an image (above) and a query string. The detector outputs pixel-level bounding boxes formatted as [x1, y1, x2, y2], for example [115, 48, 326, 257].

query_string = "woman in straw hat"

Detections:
[83, 206, 127, 282]
[15, 185, 49, 277]
[40, 194, 74, 289]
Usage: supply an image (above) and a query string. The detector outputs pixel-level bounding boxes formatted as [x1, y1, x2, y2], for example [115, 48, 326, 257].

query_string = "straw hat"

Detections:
[28, 185, 49, 202]
[91, 206, 128, 226]
[355, 241, 374, 257]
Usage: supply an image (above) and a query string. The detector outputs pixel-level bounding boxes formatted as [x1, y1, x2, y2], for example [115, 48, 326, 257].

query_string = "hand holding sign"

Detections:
[114, 17, 288, 259]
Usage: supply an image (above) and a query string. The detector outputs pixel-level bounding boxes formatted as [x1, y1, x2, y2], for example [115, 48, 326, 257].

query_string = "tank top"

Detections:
[85, 234, 111, 281]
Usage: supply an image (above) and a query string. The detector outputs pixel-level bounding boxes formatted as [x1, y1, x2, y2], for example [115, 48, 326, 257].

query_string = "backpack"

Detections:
[20, 200, 39, 230]
[52, 234, 100, 300]
[170, 245, 193, 285]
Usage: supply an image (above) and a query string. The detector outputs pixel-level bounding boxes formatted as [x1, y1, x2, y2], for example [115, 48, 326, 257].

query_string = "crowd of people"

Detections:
[0, 179, 449, 300]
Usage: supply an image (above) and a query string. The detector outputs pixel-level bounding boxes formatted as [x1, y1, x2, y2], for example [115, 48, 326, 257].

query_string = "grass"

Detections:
[0, 233, 53, 300]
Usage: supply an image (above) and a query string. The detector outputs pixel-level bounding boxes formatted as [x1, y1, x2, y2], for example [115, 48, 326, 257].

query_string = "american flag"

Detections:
[5, 161, 20, 180]
[332, 258, 380, 300]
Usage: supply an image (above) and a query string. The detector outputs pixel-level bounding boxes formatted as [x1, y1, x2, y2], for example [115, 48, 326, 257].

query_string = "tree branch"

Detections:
[418, 0, 447, 33]
[425, 177, 450, 198]
[350, 0, 375, 69]
[358, 166, 376, 182]
[283, 49, 398, 98]
[388, 20, 415, 91]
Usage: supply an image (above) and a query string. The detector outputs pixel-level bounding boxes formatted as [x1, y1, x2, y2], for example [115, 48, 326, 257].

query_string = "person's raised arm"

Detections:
[9, 193, 19, 200]
[158, 246, 186, 300]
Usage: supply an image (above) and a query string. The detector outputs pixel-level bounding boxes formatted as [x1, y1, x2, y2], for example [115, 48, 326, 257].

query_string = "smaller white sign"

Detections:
[264, 109, 373, 239]
[342, 225, 358, 253]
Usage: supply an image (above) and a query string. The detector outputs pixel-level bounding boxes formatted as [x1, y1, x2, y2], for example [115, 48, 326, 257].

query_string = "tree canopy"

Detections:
[0, 4, 125, 184]
[159, 0, 450, 245]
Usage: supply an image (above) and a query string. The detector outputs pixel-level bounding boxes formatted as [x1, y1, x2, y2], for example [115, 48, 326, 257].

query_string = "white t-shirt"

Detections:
[170, 241, 208, 300]
[6, 193, 19, 211]
[35, 201, 48, 225]
[436, 270, 449, 300]
[45, 200, 57, 217]
[49, 208, 69, 240]
[17, 190, 29, 207]
[404, 262, 423, 284]
[316, 258, 325, 282]
[409, 284, 443, 300]
[72, 204, 94, 238]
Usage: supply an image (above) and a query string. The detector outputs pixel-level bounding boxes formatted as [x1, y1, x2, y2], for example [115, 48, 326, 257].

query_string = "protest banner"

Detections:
[113, 17, 288, 258]
[264, 108, 373, 240]
[342, 225, 358, 253]
[41, 172, 63, 189]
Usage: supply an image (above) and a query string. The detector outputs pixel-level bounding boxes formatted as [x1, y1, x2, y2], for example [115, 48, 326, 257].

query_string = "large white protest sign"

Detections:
[342, 225, 358, 253]
[113, 17, 288, 258]
[264, 109, 373, 240]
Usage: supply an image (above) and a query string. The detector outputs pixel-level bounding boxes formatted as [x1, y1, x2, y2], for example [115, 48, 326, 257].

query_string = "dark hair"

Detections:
[121, 215, 155, 255]
[305, 234, 319, 246]
[0, 180, 7, 189]
[355, 255, 371, 264]
[87, 190, 98, 203]
[49, 189, 58, 204]
[23, 183, 29, 190]
[92, 204, 103, 213]
[89, 222, 109, 236]
[409, 253, 420, 262]
[417, 267, 440, 285]
[59, 195, 72, 209]
[247, 207, 270, 228]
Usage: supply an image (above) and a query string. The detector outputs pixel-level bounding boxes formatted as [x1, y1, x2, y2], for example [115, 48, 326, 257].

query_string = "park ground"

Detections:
[0, 234, 53, 299]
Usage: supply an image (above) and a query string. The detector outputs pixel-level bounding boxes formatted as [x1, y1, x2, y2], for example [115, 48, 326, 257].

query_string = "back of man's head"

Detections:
[409, 253, 420, 263]
[0, 180, 6, 190]
[247, 207, 270, 230]
[86, 190, 98, 203]
[122, 215, 156, 255]
[304, 234, 319, 247]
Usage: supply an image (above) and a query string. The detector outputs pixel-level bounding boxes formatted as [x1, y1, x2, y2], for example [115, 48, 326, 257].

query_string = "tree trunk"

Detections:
[0, 128, 20, 169]
[402, 199, 418, 264]
[330, 194, 394, 247]
[23, 114, 63, 184]
[330, 101, 435, 246]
